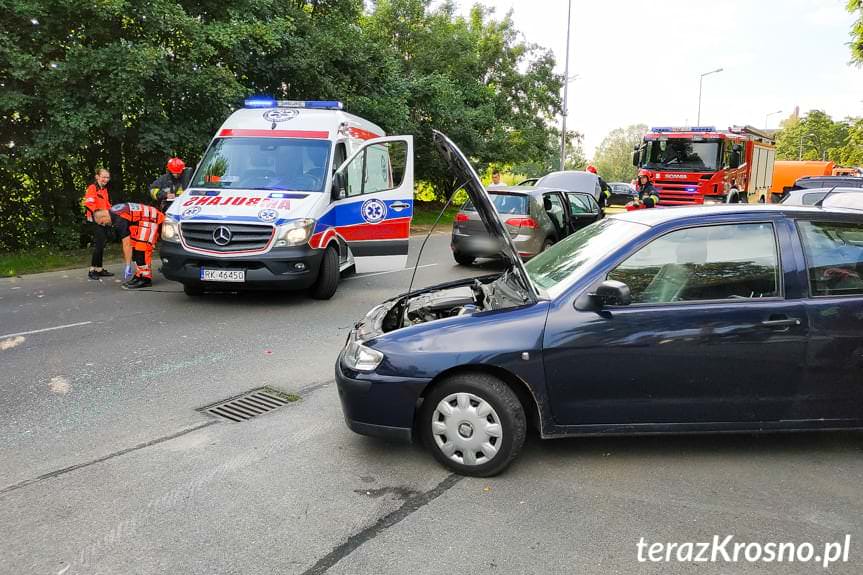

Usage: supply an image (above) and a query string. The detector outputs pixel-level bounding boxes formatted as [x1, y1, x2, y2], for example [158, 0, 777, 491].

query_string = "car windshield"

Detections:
[462, 193, 529, 215]
[193, 137, 331, 192]
[524, 218, 645, 294]
[641, 139, 720, 172]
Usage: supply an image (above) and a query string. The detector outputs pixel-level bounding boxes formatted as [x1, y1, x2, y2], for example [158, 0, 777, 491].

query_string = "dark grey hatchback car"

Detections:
[451, 186, 601, 264]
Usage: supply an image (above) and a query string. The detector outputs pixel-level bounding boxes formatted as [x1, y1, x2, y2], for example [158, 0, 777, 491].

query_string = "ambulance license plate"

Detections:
[200, 268, 245, 282]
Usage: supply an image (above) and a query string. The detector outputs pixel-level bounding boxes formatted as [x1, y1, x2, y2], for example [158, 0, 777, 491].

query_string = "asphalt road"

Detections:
[1, 232, 861, 575]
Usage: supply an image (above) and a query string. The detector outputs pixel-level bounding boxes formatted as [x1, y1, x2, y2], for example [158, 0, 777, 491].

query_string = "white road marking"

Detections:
[0, 321, 93, 340]
[344, 263, 438, 281]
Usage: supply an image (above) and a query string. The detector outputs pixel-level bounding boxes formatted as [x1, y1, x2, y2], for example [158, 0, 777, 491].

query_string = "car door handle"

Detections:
[761, 318, 801, 328]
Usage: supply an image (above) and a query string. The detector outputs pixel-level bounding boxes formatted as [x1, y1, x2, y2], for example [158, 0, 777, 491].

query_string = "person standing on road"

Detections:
[631, 172, 660, 209]
[96, 203, 165, 290]
[149, 158, 186, 212]
[82, 168, 115, 281]
[586, 165, 612, 208]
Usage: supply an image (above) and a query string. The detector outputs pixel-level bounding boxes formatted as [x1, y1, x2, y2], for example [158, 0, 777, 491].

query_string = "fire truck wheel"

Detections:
[727, 189, 741, 203]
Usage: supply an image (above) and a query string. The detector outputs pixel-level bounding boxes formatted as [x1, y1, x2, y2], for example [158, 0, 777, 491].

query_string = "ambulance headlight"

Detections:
[161, 220, 180, 243]
[275, 218, 315, 247]
[343, 338, 384, 372]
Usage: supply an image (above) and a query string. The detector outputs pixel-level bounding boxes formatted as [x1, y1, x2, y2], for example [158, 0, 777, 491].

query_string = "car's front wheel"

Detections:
[420, 373, 526, 477]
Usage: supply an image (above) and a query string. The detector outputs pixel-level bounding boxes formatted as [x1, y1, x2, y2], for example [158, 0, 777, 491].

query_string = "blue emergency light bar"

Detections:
[243, 97, 344, 110]
[651, 126, 716, 133]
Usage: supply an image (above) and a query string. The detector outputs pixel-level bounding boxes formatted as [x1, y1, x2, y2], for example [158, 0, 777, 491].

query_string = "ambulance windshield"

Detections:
[194, 137, 331, 192]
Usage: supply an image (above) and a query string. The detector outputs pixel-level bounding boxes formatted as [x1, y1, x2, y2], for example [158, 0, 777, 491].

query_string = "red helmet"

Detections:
[637, 169, 651, 181]
[166, 157, 185, 175]
[586, 165, 597, 174]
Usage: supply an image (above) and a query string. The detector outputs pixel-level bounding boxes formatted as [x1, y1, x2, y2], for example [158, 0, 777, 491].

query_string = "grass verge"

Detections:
[0, 245, 127, 278]
[411, 202, 459, 234]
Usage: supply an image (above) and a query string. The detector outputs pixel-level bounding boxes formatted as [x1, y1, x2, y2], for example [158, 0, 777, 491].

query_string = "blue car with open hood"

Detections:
[336, 131, 863, 477]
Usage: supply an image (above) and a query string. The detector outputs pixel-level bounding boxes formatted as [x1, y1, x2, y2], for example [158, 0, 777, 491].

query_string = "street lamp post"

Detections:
[798, 132, 818, 161]
[764, 110, 783, 129]
[559, 0, 572, 171]
[697, 67, 723, 126]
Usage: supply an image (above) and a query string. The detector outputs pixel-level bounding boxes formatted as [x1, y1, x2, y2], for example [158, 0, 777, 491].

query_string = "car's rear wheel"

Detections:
[453, 252, 475, 266]
[420, 373, 526, 477]
[183, 283, 204, 297]
[542, 238, 554, 252]
[311, 246, 339, 300]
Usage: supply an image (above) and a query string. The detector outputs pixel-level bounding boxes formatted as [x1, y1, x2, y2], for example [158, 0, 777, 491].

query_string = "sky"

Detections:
[454, 0, 863, 158]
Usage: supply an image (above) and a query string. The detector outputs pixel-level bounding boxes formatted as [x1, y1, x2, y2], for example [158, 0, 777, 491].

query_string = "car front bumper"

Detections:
[335, 349, 431, 442]
[158, 241, 324, 290]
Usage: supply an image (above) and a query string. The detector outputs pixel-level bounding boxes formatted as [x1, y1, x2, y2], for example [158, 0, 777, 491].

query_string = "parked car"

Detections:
[780, 187, 863, 206]
[450, 186, 601, 265]
[607, 181, 638, 206]
[792, 175, 863, 190]
[536, 170, 602, 202]
[336, 130, 863, 477]
[516, 178, 538, 187]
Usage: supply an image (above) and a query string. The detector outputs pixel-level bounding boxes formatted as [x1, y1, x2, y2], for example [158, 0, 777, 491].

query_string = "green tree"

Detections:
[849, 0, 863, 65]
[838, 117, 863, 166]
[592, 124, 647, 183]
[774, 110, 849, 162]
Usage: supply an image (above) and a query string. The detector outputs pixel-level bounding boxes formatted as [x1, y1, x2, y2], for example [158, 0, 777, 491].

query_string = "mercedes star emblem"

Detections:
[212, 226, 233, 246]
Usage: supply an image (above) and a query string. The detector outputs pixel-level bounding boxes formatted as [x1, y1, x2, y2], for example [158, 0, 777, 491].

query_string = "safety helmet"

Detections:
[167, 157, 185, 175]
[637, 169, 651, 181]
[586, 165, 597, 174]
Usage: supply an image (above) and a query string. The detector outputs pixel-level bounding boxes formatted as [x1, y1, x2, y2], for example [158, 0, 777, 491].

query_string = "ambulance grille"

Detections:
[181, 222, 274, 252]
[198, 387, 299, 423]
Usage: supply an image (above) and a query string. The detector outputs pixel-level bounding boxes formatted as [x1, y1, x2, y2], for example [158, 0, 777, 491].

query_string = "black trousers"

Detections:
[90, 223, 109, 268]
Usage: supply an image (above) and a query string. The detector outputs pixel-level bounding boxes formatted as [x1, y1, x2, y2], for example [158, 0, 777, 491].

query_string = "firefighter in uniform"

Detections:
[586, 165, 612, 208]
[100, 203, 165, 289]
[150, 157, 186, 212]
[629, 172, 660, 209]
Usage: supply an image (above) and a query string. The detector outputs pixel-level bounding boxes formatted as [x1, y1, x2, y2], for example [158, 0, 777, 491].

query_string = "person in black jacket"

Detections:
[149, 157, 186, 212]
[633, 172, 660, 208]
[587, 165, 612, 208]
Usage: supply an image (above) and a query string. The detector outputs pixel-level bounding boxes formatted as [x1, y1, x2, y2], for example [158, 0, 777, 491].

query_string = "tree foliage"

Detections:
[774, 110, 853, 163]
[0, 0, 562, 250]
[592, 124, 647, 183]
[849, 0, 863, 65]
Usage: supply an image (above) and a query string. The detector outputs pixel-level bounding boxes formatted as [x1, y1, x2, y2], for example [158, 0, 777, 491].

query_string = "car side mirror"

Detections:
[180, 167, 194, 189]
[331, 171, 346, 201]
[593, 280, 631, 307]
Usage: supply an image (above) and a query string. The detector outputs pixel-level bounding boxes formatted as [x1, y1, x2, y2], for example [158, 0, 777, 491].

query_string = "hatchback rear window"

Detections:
[462, 194, 528, 215]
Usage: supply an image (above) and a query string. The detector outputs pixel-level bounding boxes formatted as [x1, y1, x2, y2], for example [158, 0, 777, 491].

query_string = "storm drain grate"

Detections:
[199, 387, 299, 422]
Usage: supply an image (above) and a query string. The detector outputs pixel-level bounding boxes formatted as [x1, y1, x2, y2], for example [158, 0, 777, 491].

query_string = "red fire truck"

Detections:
[632, 126, 776, 205]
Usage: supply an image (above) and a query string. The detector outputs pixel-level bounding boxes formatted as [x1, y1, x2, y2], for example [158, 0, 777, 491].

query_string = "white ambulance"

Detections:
[159, 99, 414, 298]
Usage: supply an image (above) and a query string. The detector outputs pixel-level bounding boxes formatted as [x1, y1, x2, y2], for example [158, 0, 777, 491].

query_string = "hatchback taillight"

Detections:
[455, 213, 470, 223]
[505, 217, 538, 229]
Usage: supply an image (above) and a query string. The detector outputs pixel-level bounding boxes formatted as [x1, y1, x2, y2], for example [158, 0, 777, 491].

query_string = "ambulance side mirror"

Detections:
[331, 171, 346, 201]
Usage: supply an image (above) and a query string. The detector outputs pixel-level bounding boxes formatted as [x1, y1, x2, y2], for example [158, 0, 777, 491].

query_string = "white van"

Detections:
[159, 99, 414, 299]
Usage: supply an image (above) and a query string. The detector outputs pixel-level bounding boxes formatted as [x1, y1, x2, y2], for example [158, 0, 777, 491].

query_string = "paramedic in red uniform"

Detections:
[95, 203, 165, 290]
[82, 168, 114, 280]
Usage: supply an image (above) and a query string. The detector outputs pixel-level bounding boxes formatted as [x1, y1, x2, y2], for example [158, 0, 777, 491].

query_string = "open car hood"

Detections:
[432, 130, 538, 302]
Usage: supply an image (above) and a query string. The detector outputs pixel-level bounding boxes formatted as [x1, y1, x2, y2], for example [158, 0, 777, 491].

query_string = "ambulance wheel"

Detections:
[183, 284, 204, 296]
[311, 246, 339, 300]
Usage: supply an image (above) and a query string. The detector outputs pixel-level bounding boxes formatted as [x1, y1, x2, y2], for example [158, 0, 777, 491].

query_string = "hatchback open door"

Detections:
[331, 136, 413, 273]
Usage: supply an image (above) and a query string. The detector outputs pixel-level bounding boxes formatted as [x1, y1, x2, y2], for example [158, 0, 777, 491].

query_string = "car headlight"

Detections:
[161, 220, 180, 242]
[275, 218, 315, 247]
[343, 337, 384, 372]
